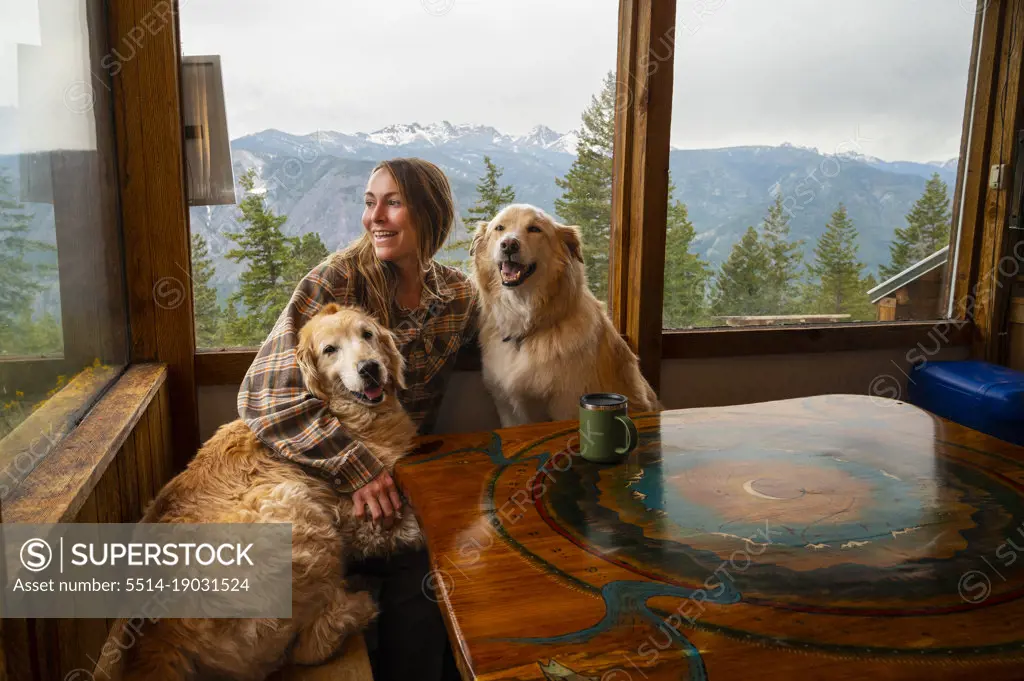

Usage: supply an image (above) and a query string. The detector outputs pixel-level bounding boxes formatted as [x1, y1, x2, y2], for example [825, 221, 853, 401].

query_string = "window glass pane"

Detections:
[180, 0, 619, 349]
[663, 0, 977, 329]
[0, 0, 128, 499]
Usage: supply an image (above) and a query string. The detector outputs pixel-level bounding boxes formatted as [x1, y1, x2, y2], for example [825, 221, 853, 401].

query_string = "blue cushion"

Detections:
[907, 360, 1024, 446]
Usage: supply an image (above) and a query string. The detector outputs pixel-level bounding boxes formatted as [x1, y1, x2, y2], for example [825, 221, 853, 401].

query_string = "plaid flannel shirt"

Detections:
[237, 254, 479, 492]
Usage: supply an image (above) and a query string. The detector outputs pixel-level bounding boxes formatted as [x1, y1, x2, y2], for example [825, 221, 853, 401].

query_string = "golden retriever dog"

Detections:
[471, 204, 660, 426]
[119, 304, 421, 681]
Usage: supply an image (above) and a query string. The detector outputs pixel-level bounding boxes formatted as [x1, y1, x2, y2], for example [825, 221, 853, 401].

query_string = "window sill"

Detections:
[2, 363, 167, 524]
[196, 322, 970, 385]
[0, 363, 123, 500]
[663, 321, 972, 359]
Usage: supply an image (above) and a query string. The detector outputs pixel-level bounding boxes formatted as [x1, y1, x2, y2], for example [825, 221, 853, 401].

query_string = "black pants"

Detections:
[348, 549, 461, 681]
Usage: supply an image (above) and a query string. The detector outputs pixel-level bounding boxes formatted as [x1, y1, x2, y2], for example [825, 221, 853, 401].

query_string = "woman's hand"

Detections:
[352, 470, 403, 527]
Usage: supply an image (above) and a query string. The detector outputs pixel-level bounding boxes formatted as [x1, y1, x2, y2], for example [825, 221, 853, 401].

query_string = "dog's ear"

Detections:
[559, 224, 585, 264]
[379, 327, 407, 391]
[318, 302, 341, 317]
[469, 221, 488, 256]
[296, 328, 330, 401]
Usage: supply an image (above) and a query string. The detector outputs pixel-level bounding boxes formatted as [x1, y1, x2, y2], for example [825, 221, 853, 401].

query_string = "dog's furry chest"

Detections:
[481, 336, 535, 388]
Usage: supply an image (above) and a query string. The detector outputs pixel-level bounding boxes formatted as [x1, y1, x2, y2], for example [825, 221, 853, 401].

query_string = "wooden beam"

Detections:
[972, 0, 1024, 361]
[947, 0, 999, 320]
[108, 0, 199, 468]
[608, 0, 640, 332]
[608, 0, 676, 393]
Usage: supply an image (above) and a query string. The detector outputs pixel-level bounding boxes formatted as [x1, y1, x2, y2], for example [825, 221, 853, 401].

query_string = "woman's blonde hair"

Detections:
[339, 158, 455, 327]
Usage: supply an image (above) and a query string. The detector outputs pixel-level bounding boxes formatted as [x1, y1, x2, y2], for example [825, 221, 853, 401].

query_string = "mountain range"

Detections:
[3, 121, 959, 305]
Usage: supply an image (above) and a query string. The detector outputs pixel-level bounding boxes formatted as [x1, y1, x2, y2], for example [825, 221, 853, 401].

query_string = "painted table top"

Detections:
[396, 395, 1024, 681]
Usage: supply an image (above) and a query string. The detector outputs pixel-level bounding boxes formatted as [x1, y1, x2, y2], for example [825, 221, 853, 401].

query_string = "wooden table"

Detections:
[396, 395, 1024, 680]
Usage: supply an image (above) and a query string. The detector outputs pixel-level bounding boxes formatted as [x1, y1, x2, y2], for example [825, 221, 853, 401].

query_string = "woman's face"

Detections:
[363, 169, 418, 266]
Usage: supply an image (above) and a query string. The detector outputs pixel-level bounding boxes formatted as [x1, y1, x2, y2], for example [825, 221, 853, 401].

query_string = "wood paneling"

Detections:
[109, 0, 199, 471]
[2, 367, 174, 681]
[1010, 286, 1024, 370]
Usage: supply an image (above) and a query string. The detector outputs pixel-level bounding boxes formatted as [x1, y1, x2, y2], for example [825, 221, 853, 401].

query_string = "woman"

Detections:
[237, 158, 477, 681]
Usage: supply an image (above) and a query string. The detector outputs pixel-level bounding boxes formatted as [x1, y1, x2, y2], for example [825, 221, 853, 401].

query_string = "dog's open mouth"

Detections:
[350, 384, 384, 405]
[499, 260, 536, 287]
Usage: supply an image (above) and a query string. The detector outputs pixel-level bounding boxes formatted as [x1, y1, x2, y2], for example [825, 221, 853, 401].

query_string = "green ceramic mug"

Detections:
[578, 393, 639, 463]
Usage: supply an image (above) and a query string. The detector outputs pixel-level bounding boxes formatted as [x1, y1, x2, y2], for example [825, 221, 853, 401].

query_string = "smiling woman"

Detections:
[235, 157, 478, 681]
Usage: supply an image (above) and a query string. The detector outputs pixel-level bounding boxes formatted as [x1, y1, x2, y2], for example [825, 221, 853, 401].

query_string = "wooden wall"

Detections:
[2, 373, 174, 681]
[1010, 276, 1024, 371]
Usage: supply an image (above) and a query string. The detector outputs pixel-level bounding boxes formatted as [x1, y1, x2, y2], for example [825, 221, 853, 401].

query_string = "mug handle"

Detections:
[614, 415, 639, 455]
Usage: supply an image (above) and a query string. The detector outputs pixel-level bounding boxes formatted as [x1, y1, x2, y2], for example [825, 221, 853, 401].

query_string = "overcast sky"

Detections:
[180, 0, 979, 163]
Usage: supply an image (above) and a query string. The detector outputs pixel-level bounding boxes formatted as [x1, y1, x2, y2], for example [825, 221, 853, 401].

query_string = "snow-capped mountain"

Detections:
[235, 120, 581, 158]
[928, 158, 960, 171]
[170, 122, 964, 301]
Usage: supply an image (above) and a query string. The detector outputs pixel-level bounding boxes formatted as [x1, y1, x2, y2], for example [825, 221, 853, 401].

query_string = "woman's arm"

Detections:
[237, 259, 387, 493]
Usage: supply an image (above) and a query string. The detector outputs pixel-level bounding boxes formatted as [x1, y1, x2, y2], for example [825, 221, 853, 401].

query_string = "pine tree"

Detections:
[555, 71, 616, 302]
[287, 232, 329, 285]
[806, 204, 873, 319]
[856, 273, 880, 321]
[710, 226, 770, 317]
[0, 170, 58, 354]
[760, 193, 804, 315]
[441, 156, 516, 271]
[880, 173, 952, 279]
[663, 180, 711, 328]
[191, 232, 222, 349]
[467, 156, 516, 224]
[221, 300, 245, 347]
[224, 169, 296, 346]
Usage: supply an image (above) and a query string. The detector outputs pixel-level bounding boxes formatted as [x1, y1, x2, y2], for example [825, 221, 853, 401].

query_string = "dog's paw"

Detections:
[346, 589, 379, 630]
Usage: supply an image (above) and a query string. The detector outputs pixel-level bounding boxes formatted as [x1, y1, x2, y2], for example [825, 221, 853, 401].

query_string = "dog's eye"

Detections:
[362, 329, 373, 340]
[323, 345, 336, 355]
[527, 225, 542, 233]
[494, 224, 505, 232]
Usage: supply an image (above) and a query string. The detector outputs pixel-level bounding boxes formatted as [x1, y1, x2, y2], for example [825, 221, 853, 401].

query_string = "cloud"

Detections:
[179, 0, 977, 163]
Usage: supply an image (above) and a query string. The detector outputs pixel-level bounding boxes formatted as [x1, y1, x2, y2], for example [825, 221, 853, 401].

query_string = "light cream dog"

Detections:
[471, 204, 660, 426]
[119, 304, 420, 681]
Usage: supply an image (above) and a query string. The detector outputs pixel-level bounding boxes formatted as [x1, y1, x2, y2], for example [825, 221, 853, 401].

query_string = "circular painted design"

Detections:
[488, 406, 1024, 658]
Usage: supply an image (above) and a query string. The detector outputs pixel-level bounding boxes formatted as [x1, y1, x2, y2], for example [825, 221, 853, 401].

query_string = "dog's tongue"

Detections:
[501, 261, 521, 276]
[364, 385, 383, 401]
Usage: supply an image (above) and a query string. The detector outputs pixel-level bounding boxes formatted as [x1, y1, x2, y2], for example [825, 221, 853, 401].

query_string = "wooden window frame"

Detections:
[609, 0, 1023, 391]
[1, 0, 200, 502]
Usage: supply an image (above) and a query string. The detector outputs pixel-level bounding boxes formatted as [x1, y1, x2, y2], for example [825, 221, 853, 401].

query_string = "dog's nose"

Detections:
[357, 360, 381, 383]
[500, 238, 520, 255]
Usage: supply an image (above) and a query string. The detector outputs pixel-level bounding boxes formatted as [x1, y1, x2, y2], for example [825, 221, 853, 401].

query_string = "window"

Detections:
[0, 0, 128, 499]
[662, 0, 977, 330]
[179, 0, 620, 350]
